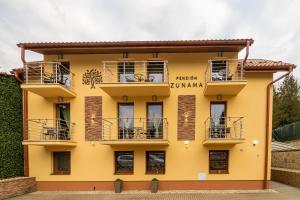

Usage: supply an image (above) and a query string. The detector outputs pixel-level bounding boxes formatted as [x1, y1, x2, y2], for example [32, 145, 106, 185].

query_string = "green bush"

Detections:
[0, 74, 23, 178]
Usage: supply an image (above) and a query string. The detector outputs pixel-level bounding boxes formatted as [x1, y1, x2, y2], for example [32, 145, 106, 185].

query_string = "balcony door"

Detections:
[147, 61, 164, 83]
[210, 102, 226, 138]
[56, 103, 70, 139]
[211, 60, 228, 81]
[147, 103, 163, 139]
[118, 103, 134, 139]
[118, 62, 135, 82]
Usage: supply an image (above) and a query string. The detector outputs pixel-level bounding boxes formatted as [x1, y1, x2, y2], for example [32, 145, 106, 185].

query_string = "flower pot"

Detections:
[114, 180, 122, 193]
[151, 180, 158, 193]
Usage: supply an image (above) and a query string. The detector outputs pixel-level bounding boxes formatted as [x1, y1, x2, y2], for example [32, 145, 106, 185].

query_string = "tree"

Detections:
[273, 74, 300, 129]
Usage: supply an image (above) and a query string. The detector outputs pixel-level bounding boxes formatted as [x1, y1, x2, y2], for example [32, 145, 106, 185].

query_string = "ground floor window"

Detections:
[146, 151, 165, 174]
[115, 151, 134, 174]
[53, 152, 71, 174]
[209, 150, 228, 174]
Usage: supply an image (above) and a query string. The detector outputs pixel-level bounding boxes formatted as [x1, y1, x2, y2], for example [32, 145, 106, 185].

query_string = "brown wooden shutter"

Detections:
[85, 96, 102, 141]
[177, 95, 196, 140]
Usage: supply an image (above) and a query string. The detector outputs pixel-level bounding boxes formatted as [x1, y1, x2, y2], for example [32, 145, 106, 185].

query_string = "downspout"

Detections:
[13, 70, 23, 83]
[243, 40, 250, 66]
[264, 66, 293, 189]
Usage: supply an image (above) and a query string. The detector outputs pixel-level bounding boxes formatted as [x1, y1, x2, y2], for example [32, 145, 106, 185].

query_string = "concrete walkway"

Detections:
[9, 181, 300, 200]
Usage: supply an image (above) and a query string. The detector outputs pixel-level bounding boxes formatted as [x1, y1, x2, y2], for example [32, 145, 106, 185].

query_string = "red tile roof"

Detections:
[244, 59, 296, 71]
[17, 39, 254, 54]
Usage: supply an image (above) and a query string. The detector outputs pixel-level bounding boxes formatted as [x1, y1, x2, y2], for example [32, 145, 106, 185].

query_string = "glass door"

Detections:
[147, 103, 163, 139]
[147, 61, 164, 83]
[118, 103, 134, 139]
[56, 104, 70, 140]
[210, 102, 226, 138]
[118, 62, 135, 82]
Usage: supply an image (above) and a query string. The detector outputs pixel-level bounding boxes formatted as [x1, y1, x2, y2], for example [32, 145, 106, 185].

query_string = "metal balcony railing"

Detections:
[101, 61, 168, 84]
[205, 59, 245, 82]
[102, 118, 168, 141]
[204, 117, 244, 140]
[24, 61, 74, 90]
[26, 119, 73, 141]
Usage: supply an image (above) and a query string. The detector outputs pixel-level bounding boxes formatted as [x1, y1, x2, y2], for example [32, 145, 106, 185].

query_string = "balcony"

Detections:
[204, 59, 247, 95]
[22, 119, 77, 147]
[99, 61, 170, 96]
[203, 117, 245, 145]
[100, 118, 169, 146]
[21, 62, 76, 98]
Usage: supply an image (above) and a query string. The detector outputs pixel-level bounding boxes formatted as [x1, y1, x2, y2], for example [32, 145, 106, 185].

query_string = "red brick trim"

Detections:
[85, 96, 102, 141]
[36, 180, 266, 191]
[177, 95, 196, 140]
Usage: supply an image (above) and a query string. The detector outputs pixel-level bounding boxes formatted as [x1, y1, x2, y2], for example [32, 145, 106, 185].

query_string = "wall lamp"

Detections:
[122, 95, 128, 102]
[253, 140, 259, 147]
[152, 95, 157, 101]
[184, 140, 189, 149]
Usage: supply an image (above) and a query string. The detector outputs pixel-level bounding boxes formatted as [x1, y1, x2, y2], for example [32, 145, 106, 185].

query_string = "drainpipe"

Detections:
[243, 40, 250, 66]
[264, 66, 293, 189]
[12, 70, 23, 83]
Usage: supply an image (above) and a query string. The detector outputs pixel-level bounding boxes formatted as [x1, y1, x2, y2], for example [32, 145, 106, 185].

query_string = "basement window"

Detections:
[209, 150, 228, 174]
[146, 151, 165, 174]
[115, 151, 134, 174]
[53, 152, 71, 175]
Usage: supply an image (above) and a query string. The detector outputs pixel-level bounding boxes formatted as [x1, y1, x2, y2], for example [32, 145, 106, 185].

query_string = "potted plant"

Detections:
[151, 178, 158, 193]
[114, 178, 123, 193]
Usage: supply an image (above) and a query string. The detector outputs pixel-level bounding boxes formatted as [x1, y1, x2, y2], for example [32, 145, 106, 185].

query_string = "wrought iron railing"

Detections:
[101, 61, 168, 84]
[204, 117, 244, 140]
[26, 119, 73, 141]
[24, 61, 74, 90]
[102, 118, 168, 141]
[205, 59, 245, 82]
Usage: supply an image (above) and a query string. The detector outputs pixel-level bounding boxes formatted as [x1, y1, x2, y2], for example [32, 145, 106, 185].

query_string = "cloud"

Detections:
[0, 0, 299, 79]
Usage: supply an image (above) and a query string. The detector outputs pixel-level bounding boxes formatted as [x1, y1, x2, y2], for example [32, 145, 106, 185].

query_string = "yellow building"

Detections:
[17, 39, 296, 191]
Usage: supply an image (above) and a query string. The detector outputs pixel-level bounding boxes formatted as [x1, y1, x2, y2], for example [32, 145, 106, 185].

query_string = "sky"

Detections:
[0, 0, 299, 79]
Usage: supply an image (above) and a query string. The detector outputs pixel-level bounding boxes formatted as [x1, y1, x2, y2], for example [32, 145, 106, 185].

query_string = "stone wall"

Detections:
[272, 151, 300, 170]
[0, 177, 36, 199]
[271, 168, 300, 188]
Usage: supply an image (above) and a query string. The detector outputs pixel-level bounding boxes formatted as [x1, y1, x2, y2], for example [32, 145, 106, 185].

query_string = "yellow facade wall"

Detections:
[27, 52, 273, 182]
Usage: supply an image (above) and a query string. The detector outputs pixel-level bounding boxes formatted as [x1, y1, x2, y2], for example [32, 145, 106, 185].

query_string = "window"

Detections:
[53, 152, 71, 174]
[209, 150, 228, 174]
[146, 151, 165, 174]
[211, 60, 228, 81]
[118, 62, 135, 82]
[147, 61, 164, 83]
[147, 103, 163, 139]
[115, 151, 134, 174]
[118, 103, 134, 139]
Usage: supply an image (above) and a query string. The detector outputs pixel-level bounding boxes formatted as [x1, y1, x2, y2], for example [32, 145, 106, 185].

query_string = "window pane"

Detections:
[209, 150, 228, 173]
[118, 104, 134, 139]
[53, 152, 70, 174]
[115, 151, 134, 174]
[147, 62, 164, 83]
[210, 103, 226, 126]
[211, 60, 227, 81]
[118, 62, 135, 82]
[147, 104, 163, 139]
[146, 151, 165, 174]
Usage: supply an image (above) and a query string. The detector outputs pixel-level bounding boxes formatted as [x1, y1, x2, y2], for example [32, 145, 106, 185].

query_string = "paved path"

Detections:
[9, 181, 300, 200]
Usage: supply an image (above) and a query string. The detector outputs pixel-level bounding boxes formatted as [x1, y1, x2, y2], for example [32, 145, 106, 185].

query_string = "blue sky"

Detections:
[0, 0, 299, 79]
